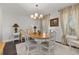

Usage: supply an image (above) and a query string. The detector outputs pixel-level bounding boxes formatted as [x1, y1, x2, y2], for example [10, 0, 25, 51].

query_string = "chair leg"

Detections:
[21, 39, 22, 43]
[13, 40, 15, 44]
[48, 48, 50, 55]
[69, 42, 72, 48]
[26, 46, 29, 55]
[52, 48, 55, 55]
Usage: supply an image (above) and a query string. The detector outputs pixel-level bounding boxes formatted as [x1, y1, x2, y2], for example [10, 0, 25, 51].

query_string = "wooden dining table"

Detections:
[29, 32, 49, 39]
[29, 32, 50, 53]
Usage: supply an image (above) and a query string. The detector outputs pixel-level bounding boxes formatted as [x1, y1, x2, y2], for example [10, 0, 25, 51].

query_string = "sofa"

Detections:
[66, 35, 79, 48]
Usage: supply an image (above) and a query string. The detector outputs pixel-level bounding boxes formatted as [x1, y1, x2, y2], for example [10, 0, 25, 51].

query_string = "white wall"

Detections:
[0, 8, 2, 41]
[2, 10, 38, 42]
[1, 10, 62, 43]
[38, 11, 62, 43]
[1, 5, 62, 43]
[49, 11, 62, 42]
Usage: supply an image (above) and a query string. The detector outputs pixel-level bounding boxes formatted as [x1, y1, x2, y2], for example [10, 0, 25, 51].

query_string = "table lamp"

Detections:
[13, 24, 19, 33]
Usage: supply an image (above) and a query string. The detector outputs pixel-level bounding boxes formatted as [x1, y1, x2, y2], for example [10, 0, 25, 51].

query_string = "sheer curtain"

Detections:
[60, 8, 70, 44]
[60, 4, 79, 44]
[72, 5, 79, 38]
[42, 15, 49, 33]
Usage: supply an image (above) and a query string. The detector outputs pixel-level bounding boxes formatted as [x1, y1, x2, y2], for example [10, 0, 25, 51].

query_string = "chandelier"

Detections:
[30, 4, 43, 19]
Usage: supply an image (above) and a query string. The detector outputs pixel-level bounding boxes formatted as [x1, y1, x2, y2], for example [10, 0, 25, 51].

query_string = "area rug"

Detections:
[16, 42, 47, 55]
[16, 42, 79, 55]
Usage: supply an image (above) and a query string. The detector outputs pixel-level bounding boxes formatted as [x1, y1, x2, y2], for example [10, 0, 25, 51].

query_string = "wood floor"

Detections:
[3, 40, 25, 55]
[3, 38, 34, 55]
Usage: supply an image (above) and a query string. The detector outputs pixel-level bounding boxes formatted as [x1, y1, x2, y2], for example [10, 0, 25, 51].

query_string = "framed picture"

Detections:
[50, 18, 59, 27]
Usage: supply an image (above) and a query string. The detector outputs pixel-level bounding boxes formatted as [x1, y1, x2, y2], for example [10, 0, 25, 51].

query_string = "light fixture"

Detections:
[30, 4, 43, 19]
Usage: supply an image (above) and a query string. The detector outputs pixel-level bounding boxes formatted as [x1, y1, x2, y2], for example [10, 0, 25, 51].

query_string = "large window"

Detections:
[68, 15, 76, 35]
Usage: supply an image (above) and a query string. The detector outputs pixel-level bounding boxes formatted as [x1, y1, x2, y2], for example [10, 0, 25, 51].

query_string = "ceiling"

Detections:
[0, 3, 76, 16]
[19, 3, 76, 15]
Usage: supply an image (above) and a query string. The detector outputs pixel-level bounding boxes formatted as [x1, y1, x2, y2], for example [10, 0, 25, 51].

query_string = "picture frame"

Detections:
[50, 18, 59, 27]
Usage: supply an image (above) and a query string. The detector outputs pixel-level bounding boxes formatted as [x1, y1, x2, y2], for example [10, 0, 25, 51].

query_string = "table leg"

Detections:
[34, 39, 41, 54]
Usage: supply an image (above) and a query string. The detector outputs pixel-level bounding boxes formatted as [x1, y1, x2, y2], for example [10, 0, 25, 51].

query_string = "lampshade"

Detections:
[13, 24, 19, 27]
[30, 4, 43, 19]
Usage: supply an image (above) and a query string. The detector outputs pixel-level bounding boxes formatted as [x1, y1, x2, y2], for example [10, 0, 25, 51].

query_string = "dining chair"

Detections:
[25, 30, 38, 55]
[41, 30, 56, 55]
[19, 29, 26, 42]
[11, 32, 20, 44]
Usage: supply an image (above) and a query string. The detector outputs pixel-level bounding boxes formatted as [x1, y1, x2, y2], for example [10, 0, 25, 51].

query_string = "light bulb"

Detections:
[35, 13, 38, 17]
[30, 15, 34, 18]
[43, 33, 46, 37]
[39, 14, 43, 18]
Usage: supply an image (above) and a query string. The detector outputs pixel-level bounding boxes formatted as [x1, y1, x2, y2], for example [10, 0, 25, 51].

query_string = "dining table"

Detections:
[29, 32, 49, 39]
[29, 32, 50, 53]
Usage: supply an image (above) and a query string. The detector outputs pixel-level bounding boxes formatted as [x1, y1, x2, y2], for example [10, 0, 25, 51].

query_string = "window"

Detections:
[68, 15, 76, 35]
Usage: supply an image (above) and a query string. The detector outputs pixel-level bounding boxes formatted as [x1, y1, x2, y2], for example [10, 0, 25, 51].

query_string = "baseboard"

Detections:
[55, 41, 79, 49]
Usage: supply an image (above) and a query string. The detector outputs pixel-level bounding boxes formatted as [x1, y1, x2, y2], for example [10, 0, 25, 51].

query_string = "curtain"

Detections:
[72, 5, 79, 39]
[60, 7, 71, 44]
[42, 15, 49, 33]
[60, 4, 79, 44]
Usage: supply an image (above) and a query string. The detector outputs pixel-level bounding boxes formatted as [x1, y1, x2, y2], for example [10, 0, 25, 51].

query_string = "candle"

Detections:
[43, 33, 46, 37]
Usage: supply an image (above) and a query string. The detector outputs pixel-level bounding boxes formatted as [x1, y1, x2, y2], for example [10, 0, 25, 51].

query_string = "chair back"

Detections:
[25, 29, 30, 45]
[49, 30, 56, 45]
[13, 32, 20, 39]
